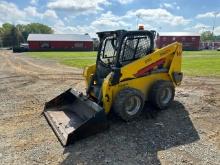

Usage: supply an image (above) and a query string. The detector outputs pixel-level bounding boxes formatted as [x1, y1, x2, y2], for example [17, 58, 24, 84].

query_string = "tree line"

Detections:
[201, 31, 220, 42]
[0, 22, 219, 48]
[0, 23, 53, 47]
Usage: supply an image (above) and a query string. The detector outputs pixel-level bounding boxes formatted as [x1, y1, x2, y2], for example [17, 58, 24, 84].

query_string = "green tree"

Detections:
[0, 27, 3, 47]
[23, 23, 53, 40]
[2, 23, 14, 32]
[0, 23, 24, 47]
[11, 25, 24, 47]
[0, 37, 2, 48]
[0, 22, 54, 47]
[1, 23, 14, 46]
[215, 35, 220, 41]
[201, 31, 214, 42]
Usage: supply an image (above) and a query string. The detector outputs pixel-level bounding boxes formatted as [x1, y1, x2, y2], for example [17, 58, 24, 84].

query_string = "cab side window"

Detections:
[120, 34, 152, 65]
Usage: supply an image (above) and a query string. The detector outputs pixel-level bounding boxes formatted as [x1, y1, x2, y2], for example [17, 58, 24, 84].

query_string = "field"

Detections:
[182, 51, 220, 77]
[27, 50, 220, 77]
[27, 51, 96, 68]
[0, 50, 219, 164]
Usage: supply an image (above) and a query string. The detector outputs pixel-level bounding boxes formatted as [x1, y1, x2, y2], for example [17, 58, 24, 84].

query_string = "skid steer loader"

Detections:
[44, 30, 183, 146]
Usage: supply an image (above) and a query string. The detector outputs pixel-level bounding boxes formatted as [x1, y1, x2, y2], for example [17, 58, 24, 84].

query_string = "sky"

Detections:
[0, 0, 220, 37]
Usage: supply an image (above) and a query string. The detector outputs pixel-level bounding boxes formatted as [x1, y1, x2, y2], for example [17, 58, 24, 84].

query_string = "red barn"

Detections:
[157, 32, 200, 50]
[27, 34, 93, 51]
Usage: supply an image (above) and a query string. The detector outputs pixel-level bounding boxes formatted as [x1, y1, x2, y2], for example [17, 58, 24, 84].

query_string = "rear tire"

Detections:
[113, 88, 144, 121]
[149, 80, 175, 110]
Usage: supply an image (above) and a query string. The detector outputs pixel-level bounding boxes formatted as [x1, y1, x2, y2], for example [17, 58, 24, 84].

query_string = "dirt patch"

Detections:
[0, 50, 219, 165]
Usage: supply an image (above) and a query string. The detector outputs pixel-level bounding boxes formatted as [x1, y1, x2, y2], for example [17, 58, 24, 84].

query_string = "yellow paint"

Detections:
[83, 64, 96, 87]
[83, 42, 182, 114]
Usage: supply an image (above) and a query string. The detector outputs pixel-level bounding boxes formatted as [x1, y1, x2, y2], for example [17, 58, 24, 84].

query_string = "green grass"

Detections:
[27, 51, 97, 59]
[182, 57, 220, 76]
[61, 59, 96, 68]
[27, 51, 97, 68]
[182, 51, 220, 77]
[27, 50, 220, 77]
[183, 50, 220, 56]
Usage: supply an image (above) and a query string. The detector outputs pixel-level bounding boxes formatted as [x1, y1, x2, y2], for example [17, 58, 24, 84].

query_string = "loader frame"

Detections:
[44, 29, 183, 146]
[84, 30, 183, 113]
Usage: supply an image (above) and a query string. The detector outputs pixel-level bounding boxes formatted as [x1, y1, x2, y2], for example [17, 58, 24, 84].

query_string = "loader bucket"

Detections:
[43, 88, 109, 146]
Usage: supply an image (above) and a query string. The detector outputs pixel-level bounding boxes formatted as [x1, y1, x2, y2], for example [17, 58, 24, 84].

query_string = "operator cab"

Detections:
[88, 30, 156, 100]
[97, 30, 155, 68]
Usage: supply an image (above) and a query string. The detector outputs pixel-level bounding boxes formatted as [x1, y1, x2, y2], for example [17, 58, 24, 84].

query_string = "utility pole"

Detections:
[212, 12, 219, 49]
[200, 26, 206, 49]
[200, 26, 207, 49]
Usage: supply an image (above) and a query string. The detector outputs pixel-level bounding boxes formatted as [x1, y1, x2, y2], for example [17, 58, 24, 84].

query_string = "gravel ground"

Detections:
[0, 50, 219, 165]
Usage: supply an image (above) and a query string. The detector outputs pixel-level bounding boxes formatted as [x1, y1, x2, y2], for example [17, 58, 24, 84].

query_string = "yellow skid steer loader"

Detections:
[44, 30, 183, 146]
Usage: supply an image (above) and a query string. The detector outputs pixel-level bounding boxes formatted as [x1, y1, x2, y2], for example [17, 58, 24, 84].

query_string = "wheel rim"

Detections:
[160, 87, 172, 105]
[124, 95, 141, 116]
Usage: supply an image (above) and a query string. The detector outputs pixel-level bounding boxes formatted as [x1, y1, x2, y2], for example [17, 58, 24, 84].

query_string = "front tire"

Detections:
[149, 80, 175, 110]
[113, 88, 144, 121]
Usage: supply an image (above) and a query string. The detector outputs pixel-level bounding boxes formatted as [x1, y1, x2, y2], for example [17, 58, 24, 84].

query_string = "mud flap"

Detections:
[43, 88, 109, 146]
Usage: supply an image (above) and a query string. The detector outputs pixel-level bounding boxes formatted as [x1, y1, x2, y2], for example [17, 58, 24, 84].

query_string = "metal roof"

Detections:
[27, 34, 93, 42]
[159, 32, 200, 37]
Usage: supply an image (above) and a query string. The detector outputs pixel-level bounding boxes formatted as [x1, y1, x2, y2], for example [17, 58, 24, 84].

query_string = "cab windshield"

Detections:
[98, 31, 153, 67]
[99, 36, 118, 66]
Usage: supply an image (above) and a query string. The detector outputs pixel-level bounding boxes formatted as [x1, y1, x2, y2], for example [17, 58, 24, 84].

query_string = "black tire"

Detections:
[113, 88, 145, 121]
[149, 80, 175, 110]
